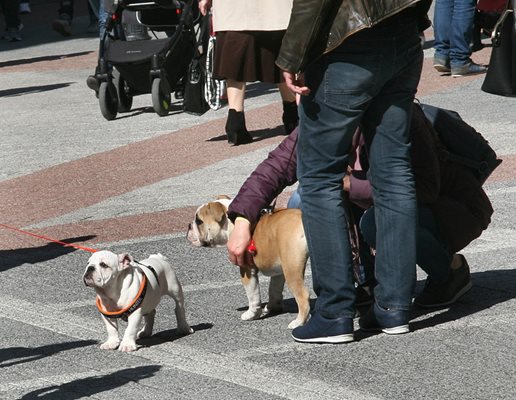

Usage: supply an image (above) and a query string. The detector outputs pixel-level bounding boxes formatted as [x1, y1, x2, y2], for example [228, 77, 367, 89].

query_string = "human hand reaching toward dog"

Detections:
[227, 218, 255, 267]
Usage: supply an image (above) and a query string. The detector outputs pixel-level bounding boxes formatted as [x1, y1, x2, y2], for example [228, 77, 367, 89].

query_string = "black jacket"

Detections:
[276, 0, 431, 73]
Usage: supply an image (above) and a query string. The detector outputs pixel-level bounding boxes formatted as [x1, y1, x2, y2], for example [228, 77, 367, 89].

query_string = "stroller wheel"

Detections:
[152, 77, 171, 117]
[114, 72, 133, 113]
[99, 81, 118, 121]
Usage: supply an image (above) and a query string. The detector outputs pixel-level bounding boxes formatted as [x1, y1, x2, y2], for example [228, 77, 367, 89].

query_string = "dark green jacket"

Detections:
[276, 0, 429, 73]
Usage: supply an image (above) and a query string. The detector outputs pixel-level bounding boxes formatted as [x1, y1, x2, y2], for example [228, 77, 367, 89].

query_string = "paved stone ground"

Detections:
[1, 2, 516, 399]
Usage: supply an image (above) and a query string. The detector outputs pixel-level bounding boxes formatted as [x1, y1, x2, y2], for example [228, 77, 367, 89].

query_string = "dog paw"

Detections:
[118, 341, 138, 352]
[100, 340, 120, 350]
[288, 319, 305, 330]
[241, 308, 262, 321]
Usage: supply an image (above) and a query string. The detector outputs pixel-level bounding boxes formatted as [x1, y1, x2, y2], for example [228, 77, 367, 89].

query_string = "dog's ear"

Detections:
[118, 253, 134, 270]
[216, 194, 231, 200]
[209, 202, 228, 223]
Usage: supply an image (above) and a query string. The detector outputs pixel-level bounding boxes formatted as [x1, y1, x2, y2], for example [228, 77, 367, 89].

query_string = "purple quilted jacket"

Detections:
[228, 107, 493, 252]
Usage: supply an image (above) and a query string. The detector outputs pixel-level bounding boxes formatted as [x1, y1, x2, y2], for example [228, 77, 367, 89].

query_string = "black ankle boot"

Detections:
[282, 101, 299, 135]
[225, 109, 253, 145]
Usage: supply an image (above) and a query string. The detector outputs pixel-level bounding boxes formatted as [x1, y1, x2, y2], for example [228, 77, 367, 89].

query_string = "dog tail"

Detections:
[149, 253, 168, 262]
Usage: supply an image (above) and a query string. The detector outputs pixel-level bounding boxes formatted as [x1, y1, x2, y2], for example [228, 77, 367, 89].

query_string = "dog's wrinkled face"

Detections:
[83, 250, 132, 288]
[187, 201, 230, 247]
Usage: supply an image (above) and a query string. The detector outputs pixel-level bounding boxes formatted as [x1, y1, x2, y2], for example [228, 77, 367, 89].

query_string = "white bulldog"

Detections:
[187, 197, 310, 329]
[83, 250, 193, 352]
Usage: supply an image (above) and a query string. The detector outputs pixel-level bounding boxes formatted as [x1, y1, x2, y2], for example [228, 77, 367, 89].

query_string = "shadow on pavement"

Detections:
[138, 322, 213, 348]
[0, 83, 74, 98]
[411, 269, 516, 331]
[0, 339, 97, 368]
[0, 235, 97, 271]
[20, 365, 162, 399]
[207, 125, 285, 143]
[0, 51, 93, 68]
[234, 269, 516, 340]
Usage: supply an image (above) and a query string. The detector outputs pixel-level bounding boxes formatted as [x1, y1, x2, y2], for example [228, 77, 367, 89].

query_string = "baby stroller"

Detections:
[94, 0, 199, 120]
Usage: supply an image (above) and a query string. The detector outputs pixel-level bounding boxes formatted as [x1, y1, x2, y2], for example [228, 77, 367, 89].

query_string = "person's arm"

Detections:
[276, 0, 340, 74]
[227, 128, 299, 225]
[227, 128, 299, 267]
[198, 0, 212, 16]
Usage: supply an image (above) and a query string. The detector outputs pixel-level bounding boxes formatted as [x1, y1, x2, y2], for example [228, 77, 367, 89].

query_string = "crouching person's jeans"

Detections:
[361, 206, 453, 283]
[297, 15, 423, 319]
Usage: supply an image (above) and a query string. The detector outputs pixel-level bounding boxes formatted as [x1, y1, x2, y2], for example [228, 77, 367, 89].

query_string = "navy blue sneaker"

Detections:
[292, 312, 354, 344]
[359, 302, 409, 335]
[414, 254, 472, 308]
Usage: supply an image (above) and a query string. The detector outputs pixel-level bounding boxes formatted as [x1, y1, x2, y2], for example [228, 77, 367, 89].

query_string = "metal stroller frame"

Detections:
[94, 0, 198, 120]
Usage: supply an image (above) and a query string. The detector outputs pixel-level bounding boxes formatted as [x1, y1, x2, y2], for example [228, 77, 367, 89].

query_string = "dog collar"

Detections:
[96, 274, 148, 321]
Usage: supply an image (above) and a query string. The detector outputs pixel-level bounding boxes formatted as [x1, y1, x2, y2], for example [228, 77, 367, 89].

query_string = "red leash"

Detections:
[0, 223, 98, 253]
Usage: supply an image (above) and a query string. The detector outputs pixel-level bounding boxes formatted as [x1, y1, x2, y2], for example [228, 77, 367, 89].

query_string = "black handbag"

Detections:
[481, 1, 516, 96]
[183, 15, 210, 115]
[183, 54, 210, 115]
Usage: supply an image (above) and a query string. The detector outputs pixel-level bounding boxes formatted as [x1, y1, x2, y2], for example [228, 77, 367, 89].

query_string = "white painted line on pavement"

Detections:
[0, 294, 377, 400]
[137, 343, 380, 400]
[49, 279, 245, 311]
[1, 295, 102, 340]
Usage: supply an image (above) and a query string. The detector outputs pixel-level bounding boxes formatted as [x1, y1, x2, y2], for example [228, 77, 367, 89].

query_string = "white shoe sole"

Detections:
[382, 325, 409, 335]
[361, 324, 410, 335]
[292, 333, 354, 344]
[451, 70, 487, 78]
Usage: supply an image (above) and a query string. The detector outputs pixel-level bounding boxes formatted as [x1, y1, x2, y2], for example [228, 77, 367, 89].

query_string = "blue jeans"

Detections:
[361, 206, 453, 284]
[287, 188, 302, 209]
[433, 0, 477, 66]
[99, 0, 108, 38]
[297, 15, 423, 318]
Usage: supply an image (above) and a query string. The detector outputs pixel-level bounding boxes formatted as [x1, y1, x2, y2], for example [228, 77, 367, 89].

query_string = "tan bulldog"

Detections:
[187, 197, 310, 329]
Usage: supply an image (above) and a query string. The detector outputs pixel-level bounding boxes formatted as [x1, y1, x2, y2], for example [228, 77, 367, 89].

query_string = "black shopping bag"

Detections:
[183, 14, 210, 115]
[183, 54, 210, 115]
[481, 2, 516, 97]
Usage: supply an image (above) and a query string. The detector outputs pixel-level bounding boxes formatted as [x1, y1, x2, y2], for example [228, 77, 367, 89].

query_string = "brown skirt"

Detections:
[213, 30, 285, 84]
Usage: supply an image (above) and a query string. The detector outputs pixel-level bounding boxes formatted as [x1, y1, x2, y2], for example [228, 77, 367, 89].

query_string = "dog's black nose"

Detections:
[87, 265, 95, 273]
